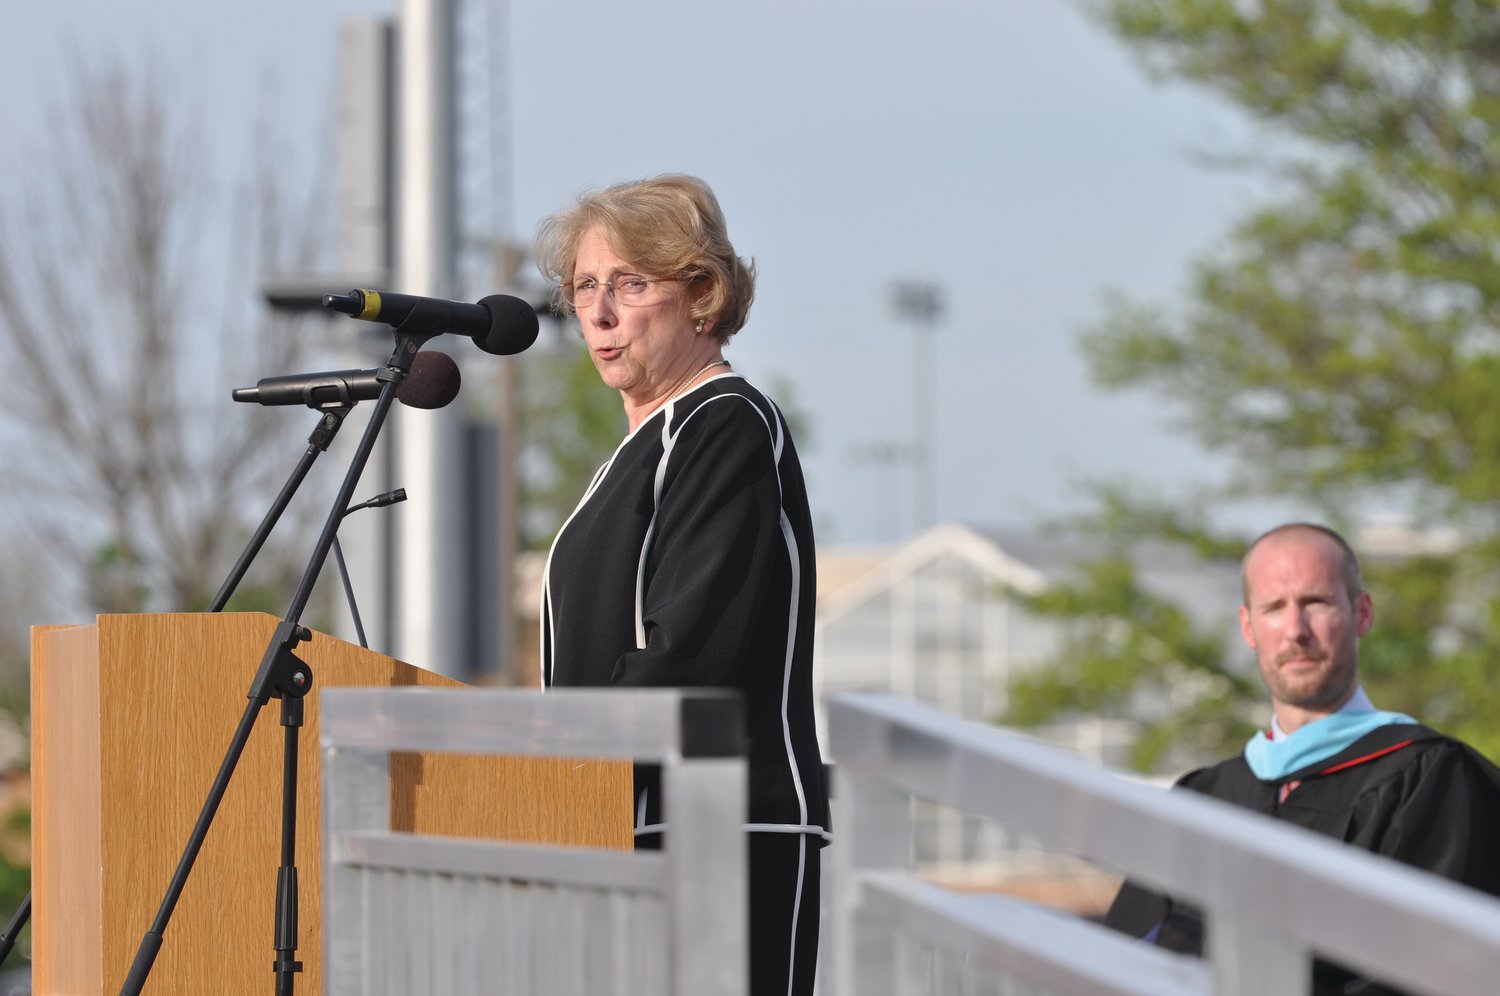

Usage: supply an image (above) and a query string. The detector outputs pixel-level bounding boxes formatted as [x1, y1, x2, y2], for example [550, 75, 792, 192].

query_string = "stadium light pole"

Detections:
[890, 280, 945, 534]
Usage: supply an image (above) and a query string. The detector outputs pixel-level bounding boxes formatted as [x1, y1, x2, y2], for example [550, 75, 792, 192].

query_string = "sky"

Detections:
[2, 0, 1275, 548]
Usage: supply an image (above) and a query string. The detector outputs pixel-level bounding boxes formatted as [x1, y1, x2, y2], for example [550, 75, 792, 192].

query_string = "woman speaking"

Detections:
[535, 174, 829, 995]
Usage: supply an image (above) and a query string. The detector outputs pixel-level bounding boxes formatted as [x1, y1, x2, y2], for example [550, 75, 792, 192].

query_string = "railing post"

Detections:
[321, 742, 392, 996]
[665, 757, 747, 995]
[828, 764, 912, 996]
[1211, 915, 1310, 996]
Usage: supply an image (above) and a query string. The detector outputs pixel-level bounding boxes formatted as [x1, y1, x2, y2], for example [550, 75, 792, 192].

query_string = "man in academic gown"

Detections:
[1104, 523, 1500, 995]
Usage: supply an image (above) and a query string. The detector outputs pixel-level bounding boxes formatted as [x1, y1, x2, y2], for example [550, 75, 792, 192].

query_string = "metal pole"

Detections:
[329, 17, 397, 655]
[396, 0, 466, 676]
[890, 281, 944, 534]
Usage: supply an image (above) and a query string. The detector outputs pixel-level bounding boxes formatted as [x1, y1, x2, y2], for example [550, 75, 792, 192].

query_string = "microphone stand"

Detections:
[205, 407, 356, 615]
[0, 894, 27, 973]
[120, 334, 425, 996]
[332, 489, 407, 650]
[0, 391, 363, 976]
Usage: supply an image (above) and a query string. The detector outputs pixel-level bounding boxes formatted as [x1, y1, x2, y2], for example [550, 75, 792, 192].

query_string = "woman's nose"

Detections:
[585, 293, 617, 327]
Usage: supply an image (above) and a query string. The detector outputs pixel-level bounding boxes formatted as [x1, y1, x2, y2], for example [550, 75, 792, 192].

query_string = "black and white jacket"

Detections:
[541, 372, 830, 843]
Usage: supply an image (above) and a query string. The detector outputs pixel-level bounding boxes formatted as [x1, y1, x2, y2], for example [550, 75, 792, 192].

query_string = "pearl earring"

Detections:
[695, 319, 705, 334]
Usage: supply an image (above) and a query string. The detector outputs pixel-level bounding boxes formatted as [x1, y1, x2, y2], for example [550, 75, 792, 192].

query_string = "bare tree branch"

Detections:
[0, 53, 334, 625]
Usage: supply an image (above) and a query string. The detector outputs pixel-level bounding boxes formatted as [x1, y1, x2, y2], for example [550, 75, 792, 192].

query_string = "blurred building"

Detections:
[811, 523, 1243, 888]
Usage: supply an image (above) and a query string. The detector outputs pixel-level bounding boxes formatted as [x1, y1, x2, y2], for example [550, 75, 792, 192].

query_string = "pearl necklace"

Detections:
[692, 358, 731, 380]
[671, 358, 731, 401]
[641, 359, 732, 428]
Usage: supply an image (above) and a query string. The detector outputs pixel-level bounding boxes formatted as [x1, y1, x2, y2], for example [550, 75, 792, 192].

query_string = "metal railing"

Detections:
[825, 691, 1500, 996]
[319, 687, 746, 996]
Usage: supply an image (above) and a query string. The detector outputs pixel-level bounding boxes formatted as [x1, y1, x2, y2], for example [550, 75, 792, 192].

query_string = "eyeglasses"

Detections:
[567, 274, 675, 308]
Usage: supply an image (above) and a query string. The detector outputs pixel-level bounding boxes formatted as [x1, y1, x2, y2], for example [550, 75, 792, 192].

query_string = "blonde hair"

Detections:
[534, 174, 756, 343]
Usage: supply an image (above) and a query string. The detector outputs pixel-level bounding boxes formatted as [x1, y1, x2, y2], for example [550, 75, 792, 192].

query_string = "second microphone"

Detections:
[232, 351, 462, 410]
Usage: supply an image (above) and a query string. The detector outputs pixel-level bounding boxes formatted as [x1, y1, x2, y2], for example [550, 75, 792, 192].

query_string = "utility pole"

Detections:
[849, 441, 915, 543]
[392, 0, 467, 677]
[890, 280, 945, 534]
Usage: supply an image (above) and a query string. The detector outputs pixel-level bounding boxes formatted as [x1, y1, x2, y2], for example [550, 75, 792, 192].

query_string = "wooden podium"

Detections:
[31, 612, 632, 995]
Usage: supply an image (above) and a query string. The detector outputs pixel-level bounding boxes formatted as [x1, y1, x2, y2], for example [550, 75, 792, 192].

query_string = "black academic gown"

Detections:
[1105, 724, 1500, 995]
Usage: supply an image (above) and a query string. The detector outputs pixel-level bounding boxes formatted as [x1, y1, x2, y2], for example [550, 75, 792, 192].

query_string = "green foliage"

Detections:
[88, 542, 150, 615]
[1014, 1, 1500, 766]
[1004, 551, 1260, 772]
[516, 334, 626, 550]
[1359, 550, 1500, 759]
[1082, 0, 1500, 511]
[764, 371, 816, 454]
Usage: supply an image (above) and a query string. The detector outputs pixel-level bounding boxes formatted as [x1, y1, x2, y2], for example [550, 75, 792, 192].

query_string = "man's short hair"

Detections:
[1241, 522, 1364, 605]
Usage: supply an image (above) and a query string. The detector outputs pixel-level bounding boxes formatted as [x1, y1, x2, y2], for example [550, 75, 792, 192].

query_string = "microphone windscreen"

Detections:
[396, 351, 462, 409]
[476, 293, 541, 356]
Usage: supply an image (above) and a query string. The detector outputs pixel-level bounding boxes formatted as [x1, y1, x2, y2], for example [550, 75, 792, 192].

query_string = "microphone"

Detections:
[334, 488, 410, 648]
[343, 488, 407, 517]
[232, 350, 462, 409]
[322, 289, 539, 356]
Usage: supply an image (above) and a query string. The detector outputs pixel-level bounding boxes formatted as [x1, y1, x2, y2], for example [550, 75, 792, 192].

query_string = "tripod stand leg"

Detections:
[0, 891, 28, 965]
[274, 696, 304, 994]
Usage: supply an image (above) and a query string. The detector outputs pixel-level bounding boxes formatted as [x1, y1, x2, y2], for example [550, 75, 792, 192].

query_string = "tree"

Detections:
[514, 322, 627, 551]
[1005, 525, 1263, 772]
[1008, 1, 1500, 765]
[0, 56, 330, 677]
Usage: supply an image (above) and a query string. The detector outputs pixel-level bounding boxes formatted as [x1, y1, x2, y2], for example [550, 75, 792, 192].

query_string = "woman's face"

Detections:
[572, 226, 709, 414]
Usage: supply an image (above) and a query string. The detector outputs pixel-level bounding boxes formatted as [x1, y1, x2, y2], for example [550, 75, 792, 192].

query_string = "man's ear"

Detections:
[1355, 590, 1374, 638]
[1239, 604, 1256, 650]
